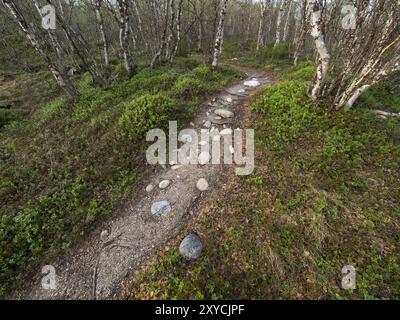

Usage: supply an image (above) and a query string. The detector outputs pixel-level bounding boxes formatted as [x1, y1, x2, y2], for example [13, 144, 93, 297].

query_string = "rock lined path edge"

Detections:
[11, 65, 273, 300]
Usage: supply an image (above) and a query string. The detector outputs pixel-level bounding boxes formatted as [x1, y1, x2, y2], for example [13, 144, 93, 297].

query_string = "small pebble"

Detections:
[146, 184, 154, 193]
[196, 178, 209, 191]
[159, 180, 171, 189]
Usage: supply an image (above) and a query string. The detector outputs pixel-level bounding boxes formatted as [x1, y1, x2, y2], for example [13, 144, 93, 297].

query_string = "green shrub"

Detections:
[252, 80, 319, 150]
[0, 109, 22, 129]
[118, 93, 177, 141]
[172, 57, 201, 71]
[279, 62, 315, 82]
[355, 81, 400, 113]
[173, 75, 208, 98]
[320, 128, 365, 160]
[192, 65, 222, 82]
[0, 56, 242, 297]
[258, 44, 290, 62]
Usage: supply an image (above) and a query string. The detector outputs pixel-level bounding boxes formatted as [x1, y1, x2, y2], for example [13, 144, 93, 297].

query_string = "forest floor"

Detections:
[3, 57, 400, 300]
[123, 61, 400, 300]
[8, 64, 274, 299]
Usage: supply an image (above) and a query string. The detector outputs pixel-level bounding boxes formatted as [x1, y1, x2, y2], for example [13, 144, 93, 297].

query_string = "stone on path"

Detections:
[244, 79, 261, 87]
[146, 184, 154, 193]
[159, 180, 171, 189]
[171, 165, 183, 170]
[196, 178, 209, 192]
[215, 109, 234, 119]
[204, 120, 212, 128]
[151, 201, 172, 216]
[198, 151, 210, 165]
[179, 234, 203, 260]
[100, 230, 109, 241]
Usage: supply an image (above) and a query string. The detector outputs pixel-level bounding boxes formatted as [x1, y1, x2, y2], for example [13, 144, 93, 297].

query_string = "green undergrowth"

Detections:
[0, 57, 242, 297]
[224, 42, 296, 71]
[129, 62, 400, 300]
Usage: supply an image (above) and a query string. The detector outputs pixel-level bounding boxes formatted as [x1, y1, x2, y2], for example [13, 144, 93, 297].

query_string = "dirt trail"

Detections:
[11, 65, 273, 300]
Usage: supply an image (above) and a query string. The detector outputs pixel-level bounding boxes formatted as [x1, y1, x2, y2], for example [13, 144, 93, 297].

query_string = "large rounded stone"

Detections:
[179, 234, 203, 260]
[215, 109, 234, 119]
[196, 178, 209, 191]
[244, 80, 261, 87]
[146, 184, 155, 193]
[151, 201, 172, 216]
[159, 180, 171, 189]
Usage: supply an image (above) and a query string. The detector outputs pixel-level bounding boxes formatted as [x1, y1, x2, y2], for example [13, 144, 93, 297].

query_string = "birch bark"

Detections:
[3, 0, 77, 99]
[212, 0, 228, 68]
[308, 0, 330, 100]
[256, 0, 269, 52]
[94, 0, 110, 68]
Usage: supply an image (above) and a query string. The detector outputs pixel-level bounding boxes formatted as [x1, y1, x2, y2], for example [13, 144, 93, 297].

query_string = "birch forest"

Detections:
[0, 0, 399, 301]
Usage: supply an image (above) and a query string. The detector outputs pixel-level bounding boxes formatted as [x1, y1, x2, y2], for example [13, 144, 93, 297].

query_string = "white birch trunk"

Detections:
[117, 0, 133, 76]
[32, 0, 64, 62]
[151, 0, 170, 68]
[308, 0, 330, 100]
[212, 0, 229, 68]
[3, 0, 77, 99]
[170, 0, 182, 62]
[282, 0, 293, 43]
[94, 0, 110, 68]
[256, 0, 268, 52]
[274, 0, 286, 47]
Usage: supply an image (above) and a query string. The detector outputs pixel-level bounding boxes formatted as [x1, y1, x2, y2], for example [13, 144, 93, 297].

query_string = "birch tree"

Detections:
[32, 0, 64, 62]
[308, 0, 330, 100]
[307, 0, 400, 109]
[256, 0, 269, 52]
[274, 0, 288, 47]
[282, 0, 293, 43]
[93, 0, 110, 69]
[117, 0, 134, 77]
[1, 0, 77, 99]
[170, 0, 183, 62]
[212, 0, 228, 68]
[151, 0, 171, 68]
[293, 0, 308, 66]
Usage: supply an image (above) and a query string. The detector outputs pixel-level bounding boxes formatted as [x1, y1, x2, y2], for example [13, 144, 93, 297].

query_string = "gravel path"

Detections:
[11, 65, 272, 300]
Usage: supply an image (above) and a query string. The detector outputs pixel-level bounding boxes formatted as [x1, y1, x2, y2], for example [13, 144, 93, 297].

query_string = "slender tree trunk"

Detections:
[336, 36, 400, 109]
[117, 0, 134, 77]
[197, 1, 205, 53]
[2, 0, 77, 99]
[219, 24, 225, 54]
[274, 0, 286, 47]
[32, 0, 65, 62]
[45, 0, 108, 88]
[308, 0, 330, 101]
[282, 0, 293, 43]
[256, 0, 268, 52]
[212, 0, 229, 68]
[245, 4, 251, 42]
[170, 0, 183, 62]
[94, 0, 110, 68]
[293, 0, 308, 66]
[151, 0, 170, 68]
[132, 0, 148, 51]
[165, 0, 176, 61]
